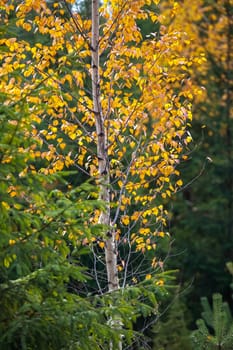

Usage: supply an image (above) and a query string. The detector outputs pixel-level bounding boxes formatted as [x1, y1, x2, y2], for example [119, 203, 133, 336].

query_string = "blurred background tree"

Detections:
[166, 0, 233, 323]
[139, 0, 233, 346]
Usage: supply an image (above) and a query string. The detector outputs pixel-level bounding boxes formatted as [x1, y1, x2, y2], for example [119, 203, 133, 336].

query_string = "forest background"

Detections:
[0, 0, 232, 349]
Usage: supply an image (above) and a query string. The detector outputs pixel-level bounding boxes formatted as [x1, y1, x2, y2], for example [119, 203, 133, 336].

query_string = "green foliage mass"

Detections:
[0, 89, 115, 349]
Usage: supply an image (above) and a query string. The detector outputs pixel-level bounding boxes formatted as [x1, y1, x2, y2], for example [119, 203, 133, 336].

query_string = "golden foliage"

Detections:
[0, 0, 206, 256]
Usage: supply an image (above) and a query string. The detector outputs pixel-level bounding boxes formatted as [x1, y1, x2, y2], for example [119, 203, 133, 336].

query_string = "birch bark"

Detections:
[91, 0, 119, 294]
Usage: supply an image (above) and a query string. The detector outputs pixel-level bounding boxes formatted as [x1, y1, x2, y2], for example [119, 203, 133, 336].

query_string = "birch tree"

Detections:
[0, 0, 206, 347]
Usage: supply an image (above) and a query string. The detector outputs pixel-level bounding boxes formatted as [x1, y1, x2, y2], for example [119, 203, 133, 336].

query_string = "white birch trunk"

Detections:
[91, 2, 121, 348]
[91, 0, 119, 294]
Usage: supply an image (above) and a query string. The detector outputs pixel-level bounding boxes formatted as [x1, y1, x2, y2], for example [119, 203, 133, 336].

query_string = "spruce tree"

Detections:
[191, 293, 233, 350]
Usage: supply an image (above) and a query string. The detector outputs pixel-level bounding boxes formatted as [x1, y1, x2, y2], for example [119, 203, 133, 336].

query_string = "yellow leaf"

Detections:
[139, 228, 150, 235]
[118, 180, 123, 188]
[186, 135, 193, 143]
[22, 22, 32, 31]
[53, 120, 59, 126]
[130, 141, 135, 148]
[121, 215, 130, 225]
[2, 202, 10, 210]
[158, 231, 165, 238]
[156, 279, 164, 286]
[54, 159, 64, 171]
[145, 274, 152, 280]
[151, 258, 157, 268]
[176, 179, 183, 187]
[151, 14, 158, 22]
[4, 257, 10, 268]
[13, 203, 22, 209]
[59, 143, 66, 150]
[9, 239, 16, 245]
[10, 191, 17, 197]
[98, 241, 105, 249]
